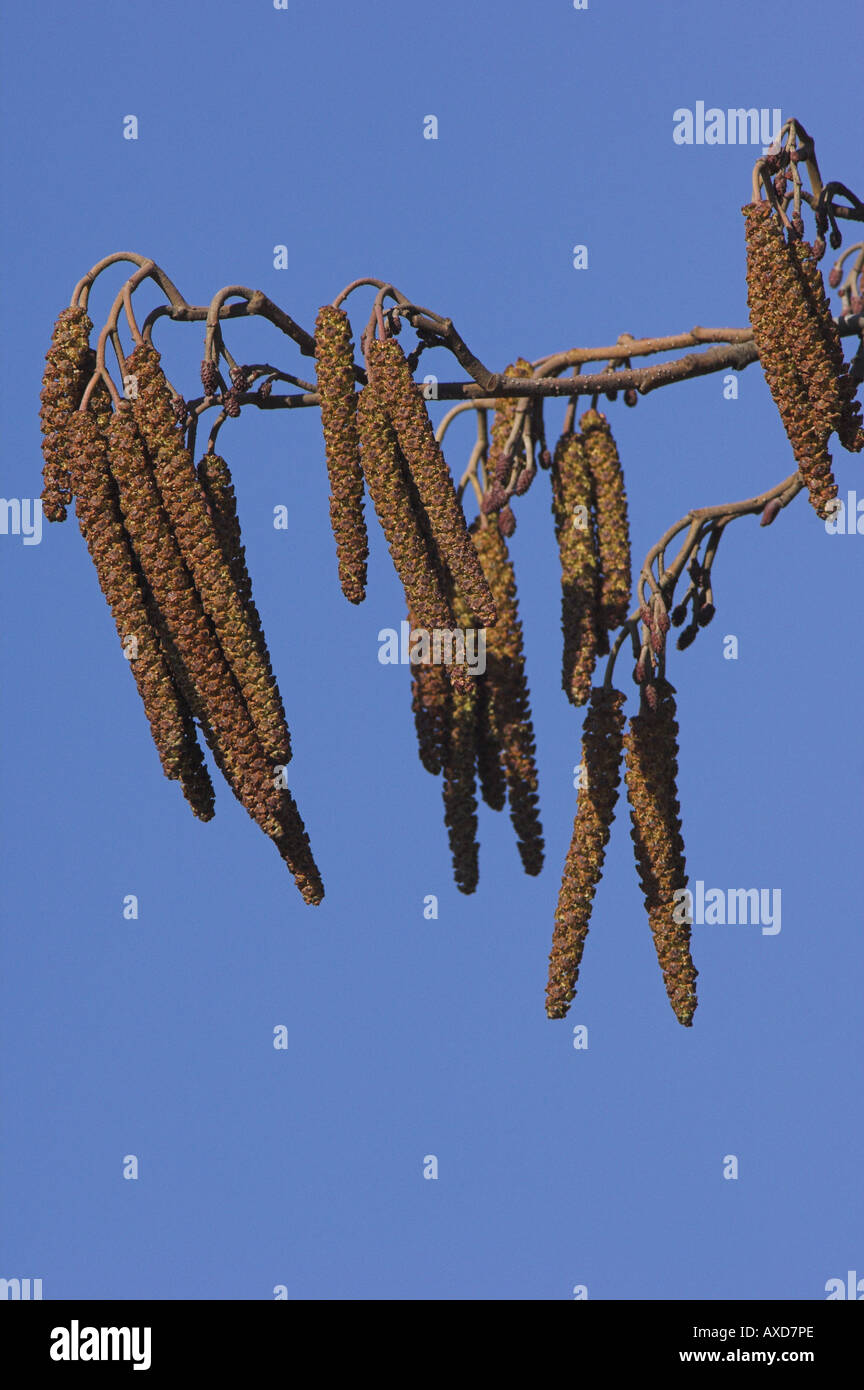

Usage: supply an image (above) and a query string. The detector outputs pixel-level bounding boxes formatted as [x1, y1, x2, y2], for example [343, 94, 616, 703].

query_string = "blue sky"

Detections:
[1, 0, 861, 1300]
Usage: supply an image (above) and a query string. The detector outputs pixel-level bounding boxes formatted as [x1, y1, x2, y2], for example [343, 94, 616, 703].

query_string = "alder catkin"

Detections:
[63, 408, 215, 818]
[580, 408, 631, 632]
[356, 378, 464, 659]
[545, 686, 626, 1018]
[551, 432, 599, 704]
[105, 403, 322, 901]
[623, 679, 698, 1026]
[436, 579, 479, 892]
[127, 342, 293, 769]
[473, 521, 544, 875]
[743, 201, 842, 518]
[473, 676, 507, 812]
[40, 306, 94, 522]
[368, 337, 497, 627]
[488, 357, 533, 480]
[788, 237, 864, 453]
[408, 612, 452, 776]
[314, 305, 369, 603]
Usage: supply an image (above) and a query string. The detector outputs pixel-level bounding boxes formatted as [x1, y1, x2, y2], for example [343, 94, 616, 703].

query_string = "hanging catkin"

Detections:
[439, 588, 480, 894]
[367, 337, 497, 628]
[105, 402, 323, 902]
[743, 201, 846, 518]
[40, 306, 94, 522]
[551, 432, 599, 705]
[196, 450, 283, 734]
[63, 407, 215, 819]
[408, 611, 452, 776]
[126, 342, 293, 769]
[623, 680, 698, 1026]
[788, 237, 864, 453]
[580, 408, 631, 633]
[197, 452, 252, 606]
[473, 676, 507, 813]
[473, 521, 543, 876]
[488, 357, 533, 477]
[356, 377, 472, 693]
[545, 686, 626, 1018]
[314, 305, 369, 603]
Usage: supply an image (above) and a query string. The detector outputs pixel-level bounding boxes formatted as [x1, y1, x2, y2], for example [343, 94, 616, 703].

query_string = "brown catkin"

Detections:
[196, 450, 282, 734]
[197, 452, 253, 606]
[473, 676, 507, 812]
[743, 201, 844, 518]
[788, 238, 864, 453]
[623, 679, 698, 1026]
[63, 408, 215, 819]
[40, 306, 94, 522]
[408, 612, 452, 776]
[488, 357, 533, 476]
[105, 405, 278, 830]
[546, 686, 627, 1018]
[580, 408, 631, 632]
[126, 342, 293, 770]
[440, 585, 480, 893]
[357, 378, 472, 696]
[551, 433, 599, 704]
[104, 403, 322, 902]
[314, 305, 369, 603]
[473, 521, 544, 875]
[368, 338, 497, 627]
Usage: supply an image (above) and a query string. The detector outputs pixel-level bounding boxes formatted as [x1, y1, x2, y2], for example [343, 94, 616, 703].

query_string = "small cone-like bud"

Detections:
[580, 408, 631, 632]
[473, 521, 544, 875]
[551, 433, 598, 705]
[623, 680, 698, 1026]
[201, 359, 221, 396]
[314, 305, 368, 603]
[545, 687, 626, 1018]
[40, 306, 94, 522]
[63, 408, 215, 819]
[367, 338, 497, 627]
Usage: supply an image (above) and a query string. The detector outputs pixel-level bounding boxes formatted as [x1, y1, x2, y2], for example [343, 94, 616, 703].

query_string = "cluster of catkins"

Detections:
[40, 306, 323, 904]
[550, 410, 632, 705]
[314, 309, 543, 891]
[743, 199, 864, 517]
[546, 679, 697, 1026]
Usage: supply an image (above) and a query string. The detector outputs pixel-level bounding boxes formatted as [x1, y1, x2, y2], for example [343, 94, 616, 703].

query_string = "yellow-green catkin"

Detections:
[580, 408, 631, 632]
[551, 432, 598, 704]
[546, 687, 626, 1018]
[623, 680, 697, 1026]
[40, 306, 94, 522]
[314, 305, 368, 603]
